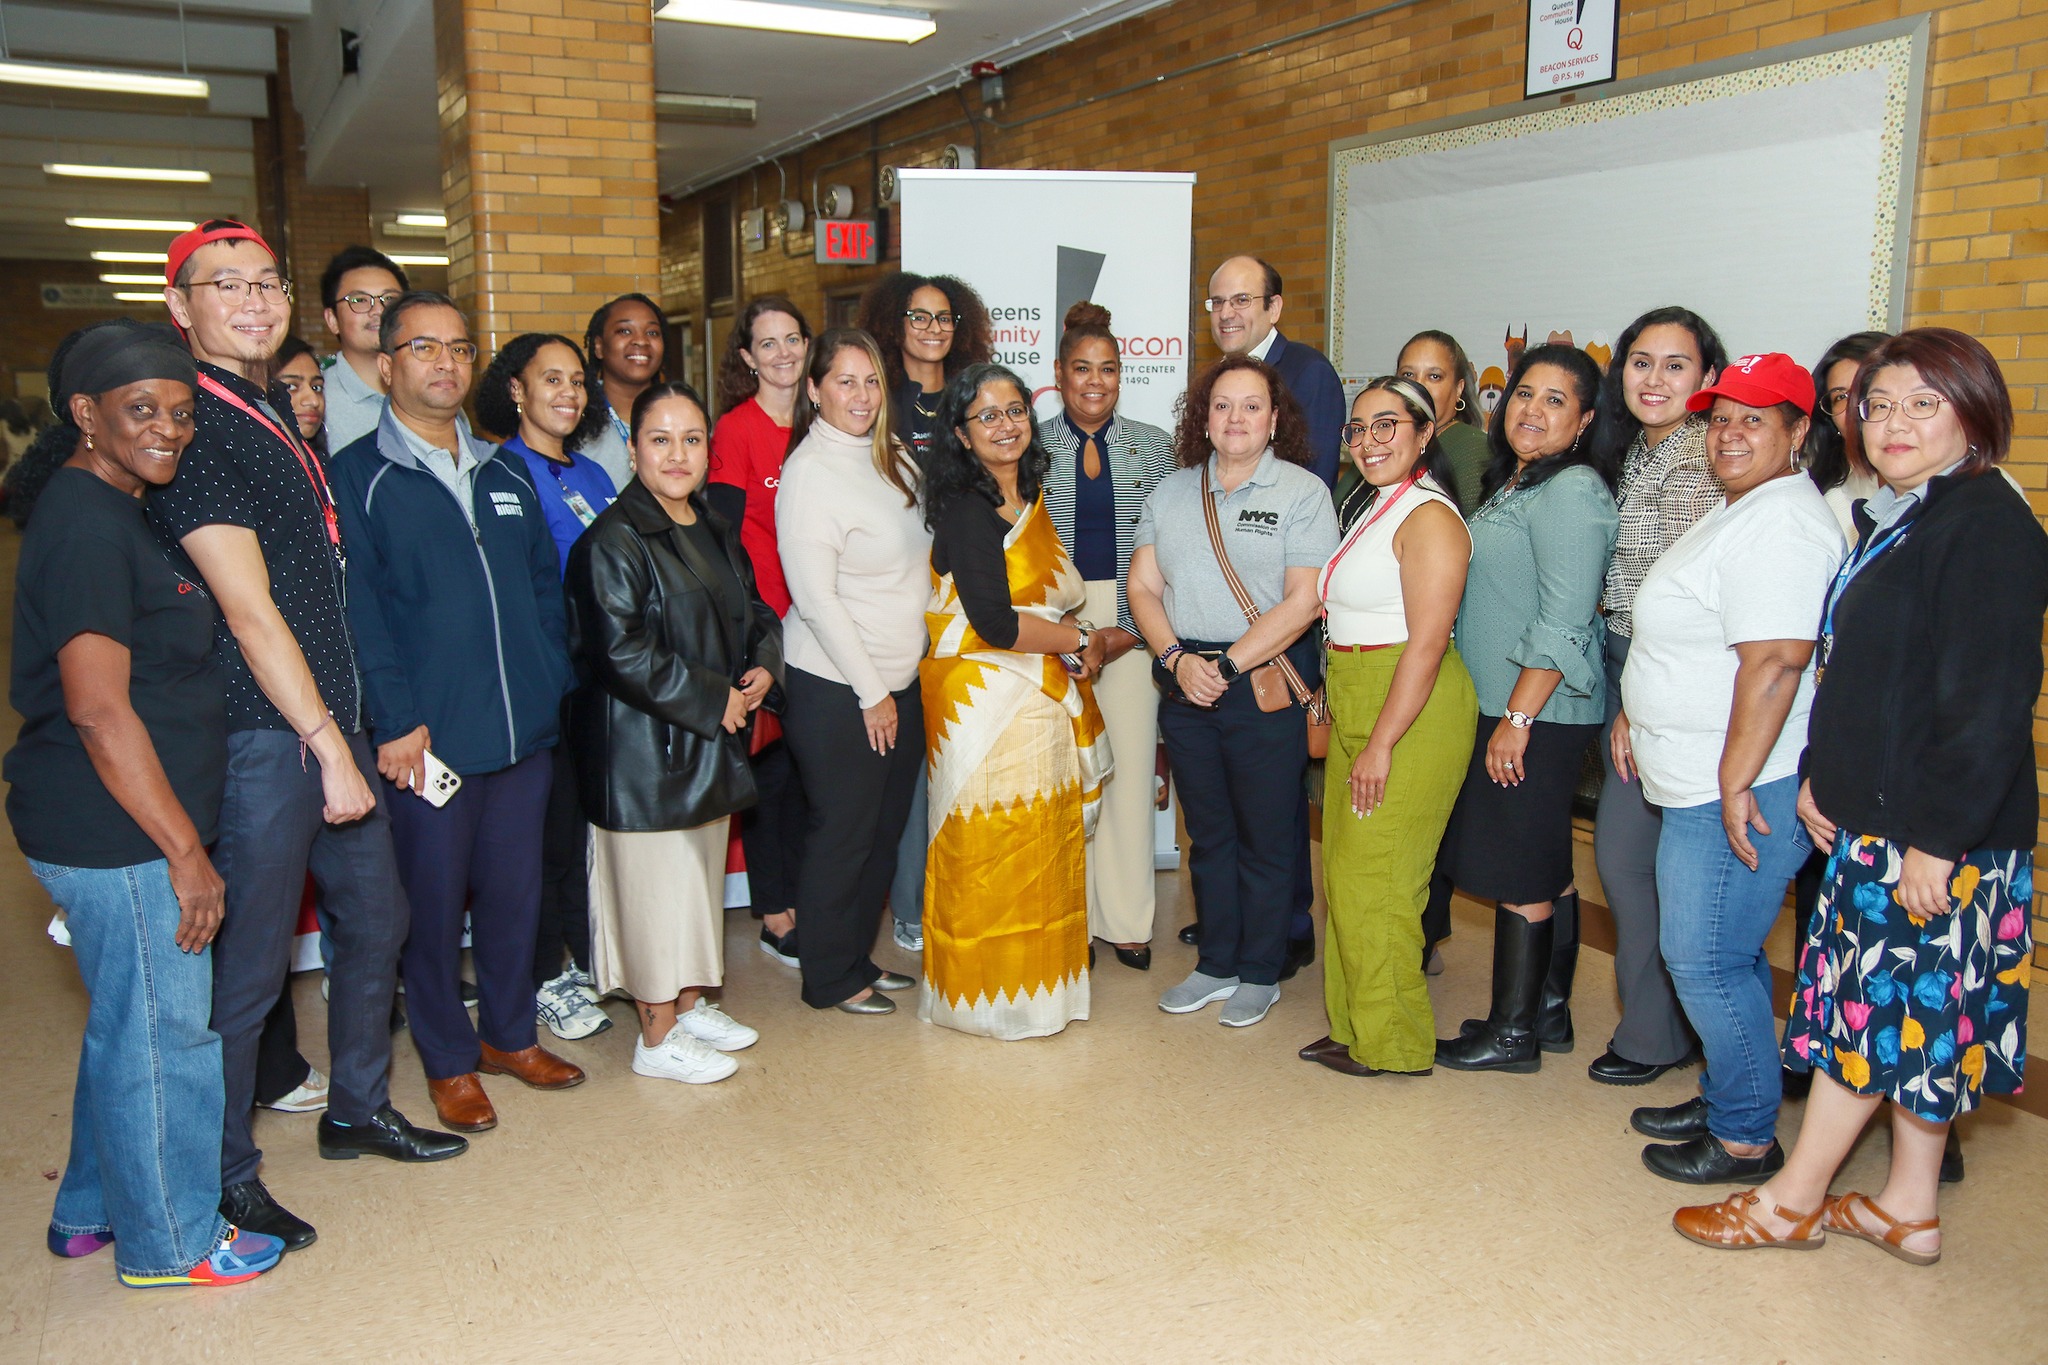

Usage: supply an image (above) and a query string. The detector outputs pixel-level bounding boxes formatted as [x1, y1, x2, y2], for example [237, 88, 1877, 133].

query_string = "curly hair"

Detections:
[581, 292, 665, 422]
[920, 363, 1048, 529]
[1482, 343, 1609, 500]
[715, 295, 812, 415]
[854, 271, 993, 390]
[476, 332, 604, 451]
[1170, 354, 1313, 469]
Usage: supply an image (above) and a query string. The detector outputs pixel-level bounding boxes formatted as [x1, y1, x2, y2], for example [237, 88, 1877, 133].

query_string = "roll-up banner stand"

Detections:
[901, 168, 1196, 869]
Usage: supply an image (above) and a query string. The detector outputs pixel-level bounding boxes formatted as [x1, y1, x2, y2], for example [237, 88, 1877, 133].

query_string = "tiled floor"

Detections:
[2, 527, 2045, 1363]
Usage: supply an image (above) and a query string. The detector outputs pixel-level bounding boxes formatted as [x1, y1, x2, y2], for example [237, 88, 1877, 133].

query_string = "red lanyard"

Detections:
[1320, 471, 1424, 602]
[197, 372, 342, 549]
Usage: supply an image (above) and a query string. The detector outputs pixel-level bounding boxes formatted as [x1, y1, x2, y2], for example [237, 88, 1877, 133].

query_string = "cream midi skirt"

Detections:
[589, 818, 729, 1003]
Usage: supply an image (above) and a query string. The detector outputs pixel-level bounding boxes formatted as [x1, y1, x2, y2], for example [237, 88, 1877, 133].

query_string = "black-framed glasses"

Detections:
[186, 277, 291, 302]
[1857, 394, 1945, 423]
[1342, 417, 1412, 444]
[1202, 292, 1272, 313]
[967, 402, 1029, 429]
[905, 309, 958, 331]
[339, 290, 404, 315]
[387, 337, 479, 364]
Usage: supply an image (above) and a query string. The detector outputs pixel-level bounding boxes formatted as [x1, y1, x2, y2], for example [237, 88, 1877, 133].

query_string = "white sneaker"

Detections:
[565, 965, 600, 1004]
[632, 1028, 737, 1084]
[536, 972, 613, 1041]
[892, 920, 923, 952]
[679, 998, 759, 1052]
[257, 1068, 329, 1113]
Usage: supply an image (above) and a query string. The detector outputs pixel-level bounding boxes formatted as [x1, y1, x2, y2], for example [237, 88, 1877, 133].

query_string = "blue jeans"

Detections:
[1655, 774, 1811, 1146]
[32, 858, 229, 1278]
[891, 772, 927, 927]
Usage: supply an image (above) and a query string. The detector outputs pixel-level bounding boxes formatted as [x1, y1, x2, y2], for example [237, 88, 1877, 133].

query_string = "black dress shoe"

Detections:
[1277, 936, 1314, 983]
[1299, 1034, 1347, 1061]
[1630, 1095, 1709, 1141]
[318, 1103, 468, 1163]
[1940, 1127, 1965, 1185]
[460, 979, 479, 1008]
[1591, 1048, 1693, 1087]
[1113, 945, 1151, 971]
[1089, 942, 1096, 969]
[1178, 923, 1200, 946]
[1642, 1134, 1784, 1185]
[219, 1179, 316, 1252]
[1314, 1049, 1432, 1078]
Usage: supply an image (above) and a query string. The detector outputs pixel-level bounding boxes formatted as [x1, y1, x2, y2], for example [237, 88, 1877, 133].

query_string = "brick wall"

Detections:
[661, 0, 2048, 980]
[0, 259, 148, 404]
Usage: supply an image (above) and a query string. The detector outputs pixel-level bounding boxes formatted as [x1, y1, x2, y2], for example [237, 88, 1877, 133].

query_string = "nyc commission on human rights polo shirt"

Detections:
[1135, 449, 1339, 641]
[148, 360, 362, 735]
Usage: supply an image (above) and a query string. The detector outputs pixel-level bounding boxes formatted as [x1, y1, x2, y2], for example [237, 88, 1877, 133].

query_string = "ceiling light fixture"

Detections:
[0, 59, 209, 99]
[654, 0, 934, 44]
[91, 249, 169, 263]
[67, 216, 198, 232]
[656, 91, 759, 125]
[387, 253, 449, 266]
[47, 162, 211, 184]
[99, 272, 165, 285]
[111, 291, 167, 303]
[393, 212, 446, 229]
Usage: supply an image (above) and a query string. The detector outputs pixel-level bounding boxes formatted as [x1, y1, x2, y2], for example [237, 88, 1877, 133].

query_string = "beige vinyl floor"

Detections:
[2, 550, 2046, 1364]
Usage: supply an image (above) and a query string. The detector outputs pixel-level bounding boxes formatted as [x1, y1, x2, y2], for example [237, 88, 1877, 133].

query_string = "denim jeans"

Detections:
[891, 771, 927, 928]
[1655, 774, 1811, 1146]
[31, 858, 229, 1278]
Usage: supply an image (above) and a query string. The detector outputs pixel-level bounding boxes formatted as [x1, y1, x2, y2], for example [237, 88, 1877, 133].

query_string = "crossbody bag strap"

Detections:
[1200, 464, 1313, 704]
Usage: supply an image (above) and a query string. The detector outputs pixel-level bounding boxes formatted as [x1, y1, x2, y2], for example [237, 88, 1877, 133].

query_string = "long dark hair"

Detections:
[1586, 307, 1728, 477]
[1397, 330, 1481, 427]
[786, 327, 918, 507]
[476, 332, 605, 452]
[854, 271, 994, 390]
[716, 295, 812, 414]
[1804, 330, 1890, 491]
[624, 380, 713, 508]
[1482, 343, 1609, 500]
[1171, 354, 1314, 469]
[921, 362, 1049, 529]
[582, 292, 665, 422]
[1337, 375, 1461, 530]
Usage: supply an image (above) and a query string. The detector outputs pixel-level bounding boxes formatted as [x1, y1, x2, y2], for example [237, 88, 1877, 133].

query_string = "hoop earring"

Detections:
[1455, 396, 1467, 413]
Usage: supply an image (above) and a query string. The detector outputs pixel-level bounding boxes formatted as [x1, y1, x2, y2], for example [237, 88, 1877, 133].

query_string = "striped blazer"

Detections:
[1039, 410, 1178, 634]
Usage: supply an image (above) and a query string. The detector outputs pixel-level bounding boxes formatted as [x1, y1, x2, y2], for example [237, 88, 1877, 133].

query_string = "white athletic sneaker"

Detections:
[892, 920, 923, 952]
[632, 1027, 738, 1084]
[565, 965, 600, 1004]
[536, 972, 612, 1041]
[678, 999, 759, 1052]
[257, 1068, 329, 1113]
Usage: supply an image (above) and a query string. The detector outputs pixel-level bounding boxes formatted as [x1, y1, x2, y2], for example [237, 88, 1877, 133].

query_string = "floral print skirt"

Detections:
[1782, 832, 2032, 1122]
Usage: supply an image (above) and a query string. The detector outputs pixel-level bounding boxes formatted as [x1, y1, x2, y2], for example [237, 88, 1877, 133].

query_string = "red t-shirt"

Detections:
[708, 395, 794, 616]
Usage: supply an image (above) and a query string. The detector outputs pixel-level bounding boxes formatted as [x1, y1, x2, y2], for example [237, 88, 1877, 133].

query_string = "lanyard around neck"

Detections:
[197, 372, 341, 549]
[1816, 515, 1913, 681]
[1319, 472, 1425, 605]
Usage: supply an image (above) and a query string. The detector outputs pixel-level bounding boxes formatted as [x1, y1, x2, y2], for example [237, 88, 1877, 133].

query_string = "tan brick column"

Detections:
[433, 0, 661, 351]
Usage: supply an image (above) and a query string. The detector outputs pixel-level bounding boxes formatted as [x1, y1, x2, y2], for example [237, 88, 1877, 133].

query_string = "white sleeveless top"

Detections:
[1318, 474, 1467, 646]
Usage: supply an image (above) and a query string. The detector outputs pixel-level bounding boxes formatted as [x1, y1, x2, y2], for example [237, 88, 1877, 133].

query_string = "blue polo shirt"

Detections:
[503, 433, 619, 577]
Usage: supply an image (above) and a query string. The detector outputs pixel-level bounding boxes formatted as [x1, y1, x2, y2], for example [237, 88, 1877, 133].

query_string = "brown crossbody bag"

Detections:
[1199, 465, 1332, 758]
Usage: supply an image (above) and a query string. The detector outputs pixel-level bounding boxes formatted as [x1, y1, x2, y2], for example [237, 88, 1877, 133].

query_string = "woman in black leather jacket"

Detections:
[564, 381, 783, 1086]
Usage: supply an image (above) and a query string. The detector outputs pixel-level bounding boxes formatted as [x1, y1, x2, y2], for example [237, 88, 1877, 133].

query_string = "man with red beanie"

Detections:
[149, 220, 467, 1254]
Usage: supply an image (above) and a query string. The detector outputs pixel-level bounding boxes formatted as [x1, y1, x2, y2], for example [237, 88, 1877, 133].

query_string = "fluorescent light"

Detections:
[100, 273, 165, 285]
[112, 291, 167, 303]
[393, 212, 446, 229]
[654, 0, 934, 43]
[46, 162, 212, 184]
[92, 249, 169, 262]
[0, 59, 209, 99]
[656, 91, 758, 125]
[387, 253, 449, 266]
[68, 216, 198, 232]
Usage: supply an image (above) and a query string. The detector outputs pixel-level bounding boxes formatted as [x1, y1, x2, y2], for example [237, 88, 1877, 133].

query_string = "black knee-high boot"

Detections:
[1536, 889, 1579, 1053]
[1436, 906, 1551, 1073]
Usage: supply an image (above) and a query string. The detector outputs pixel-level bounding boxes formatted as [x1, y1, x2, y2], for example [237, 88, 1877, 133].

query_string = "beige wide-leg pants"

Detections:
[1083, 580, 1160, 945]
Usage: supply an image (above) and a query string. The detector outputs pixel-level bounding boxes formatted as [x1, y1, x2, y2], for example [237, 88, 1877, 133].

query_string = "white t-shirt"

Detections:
[1621, 475, 1846, 809]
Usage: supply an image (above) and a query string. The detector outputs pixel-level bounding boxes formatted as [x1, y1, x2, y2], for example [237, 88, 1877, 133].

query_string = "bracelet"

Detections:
[298, 713, 335, 744]
[1158, 644, 1184, 671]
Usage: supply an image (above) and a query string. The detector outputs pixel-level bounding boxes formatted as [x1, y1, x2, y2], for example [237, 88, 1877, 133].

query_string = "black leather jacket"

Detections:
[564, 480, 784, 832]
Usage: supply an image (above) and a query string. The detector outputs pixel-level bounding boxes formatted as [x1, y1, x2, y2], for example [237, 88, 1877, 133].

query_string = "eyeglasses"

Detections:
[1202, 293, 1273, 313]
[186, 276, 291, 302]
[387, 337, 479, 364]
[1824, 387, 1852, 416]
[967, 402, 1029, 429]
[339, 290, 404, 315]
[1857, 394, 1946, 423]
[1342, 417, 1413, 444]
[904, 309, 958, 331]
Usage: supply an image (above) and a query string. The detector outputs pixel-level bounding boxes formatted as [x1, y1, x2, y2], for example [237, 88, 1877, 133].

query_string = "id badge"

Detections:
[563, 490, 599, 527]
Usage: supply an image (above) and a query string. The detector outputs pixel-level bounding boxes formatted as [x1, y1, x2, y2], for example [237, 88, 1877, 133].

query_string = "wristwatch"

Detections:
[1073, 621, 1093, 652]
[1217, 654, 1242, 682]
[1505, 710, 1534, 729]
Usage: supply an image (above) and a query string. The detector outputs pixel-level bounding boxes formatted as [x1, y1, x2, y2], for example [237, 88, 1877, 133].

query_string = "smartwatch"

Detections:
[1217, 654, 1243, 682]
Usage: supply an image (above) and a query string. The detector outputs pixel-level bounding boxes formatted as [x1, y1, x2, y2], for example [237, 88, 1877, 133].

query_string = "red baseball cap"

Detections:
[164, 217, 277, 289]
[1686, 352, 1814, 415]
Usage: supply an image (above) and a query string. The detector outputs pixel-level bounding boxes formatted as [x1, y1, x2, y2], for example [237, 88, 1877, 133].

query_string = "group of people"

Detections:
[7, 212, 2037, 1292]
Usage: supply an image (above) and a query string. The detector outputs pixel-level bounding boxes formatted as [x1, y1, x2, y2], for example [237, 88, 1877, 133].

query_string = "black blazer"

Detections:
[564, 480, 785, 832]
[1805, 468, 2048, 860]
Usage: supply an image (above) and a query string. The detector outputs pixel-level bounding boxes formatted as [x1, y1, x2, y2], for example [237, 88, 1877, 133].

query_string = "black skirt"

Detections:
[1440, 716, 1600, 905]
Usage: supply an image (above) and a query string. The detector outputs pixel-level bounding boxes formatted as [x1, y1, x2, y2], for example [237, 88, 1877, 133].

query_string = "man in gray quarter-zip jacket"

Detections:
[327, 292, 583, 1135]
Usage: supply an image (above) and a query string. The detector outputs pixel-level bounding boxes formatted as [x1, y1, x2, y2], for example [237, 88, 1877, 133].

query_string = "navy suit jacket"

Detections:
[1266, 330, 1344, 488]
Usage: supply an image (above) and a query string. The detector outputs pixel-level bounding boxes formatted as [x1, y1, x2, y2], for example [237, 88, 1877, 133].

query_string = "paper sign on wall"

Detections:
[1526, 0, 1619, 98]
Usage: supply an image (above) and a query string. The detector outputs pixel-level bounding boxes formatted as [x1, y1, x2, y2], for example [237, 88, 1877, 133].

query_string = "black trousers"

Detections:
[739, 736, 807, 915]
[782, 668, 923, 1008]
[1159, 668, 1309, 987]
[534, 709, 592, 987]
[254, 989, 311, 1105]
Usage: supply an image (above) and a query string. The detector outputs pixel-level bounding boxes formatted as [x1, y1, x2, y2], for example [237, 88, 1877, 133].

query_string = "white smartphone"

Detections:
[418, 748, 463, 808]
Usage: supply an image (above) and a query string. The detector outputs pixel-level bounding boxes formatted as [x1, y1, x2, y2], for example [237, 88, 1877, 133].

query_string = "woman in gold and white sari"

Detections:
[918, 362, 1112, 1040]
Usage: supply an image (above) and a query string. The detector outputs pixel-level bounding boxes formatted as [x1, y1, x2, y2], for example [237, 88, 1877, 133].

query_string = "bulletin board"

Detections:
[1327, 19, 1928, 412]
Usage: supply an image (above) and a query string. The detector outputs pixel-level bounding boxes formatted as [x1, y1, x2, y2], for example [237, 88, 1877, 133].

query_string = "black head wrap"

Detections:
[49, 320, 197, 426]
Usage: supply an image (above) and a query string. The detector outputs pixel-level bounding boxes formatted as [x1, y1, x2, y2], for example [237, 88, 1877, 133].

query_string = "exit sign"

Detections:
[816, 216, 884, 265]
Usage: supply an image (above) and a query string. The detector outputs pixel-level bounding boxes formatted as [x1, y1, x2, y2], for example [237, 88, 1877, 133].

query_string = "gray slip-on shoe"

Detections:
[1219, 982, 1280, 1028]
[1159, 971, 1239, 1014]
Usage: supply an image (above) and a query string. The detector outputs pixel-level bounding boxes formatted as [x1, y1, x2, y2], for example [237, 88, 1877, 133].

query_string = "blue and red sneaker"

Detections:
[47, 1226, 114, 1259]
[117, 1225, 285, 1288]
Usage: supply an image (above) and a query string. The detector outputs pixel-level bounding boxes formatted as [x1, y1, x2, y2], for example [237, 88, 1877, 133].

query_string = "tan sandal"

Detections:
[1823, 1192, 1941, 1266]
[1673, 1189, 1827, 1251]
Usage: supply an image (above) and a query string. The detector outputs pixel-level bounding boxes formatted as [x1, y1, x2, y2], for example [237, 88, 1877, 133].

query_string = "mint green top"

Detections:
[1455, 464, 1617, 724]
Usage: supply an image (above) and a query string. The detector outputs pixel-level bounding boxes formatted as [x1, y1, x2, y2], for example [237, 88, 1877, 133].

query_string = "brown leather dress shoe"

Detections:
[427, 1073, 498, 1132]
[478, 1042, 586, 1090]
[1313, 1049, 1432, 1077]
[1298, 1035, 1347, 1061]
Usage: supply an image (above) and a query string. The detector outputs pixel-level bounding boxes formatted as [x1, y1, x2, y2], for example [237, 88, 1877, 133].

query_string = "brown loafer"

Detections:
[1298, 1035, 1347, 1061]
[1313, 1049, 1431, 1077]
[478, 1042, 586, 1091]
[426, 1073, 498, 1132]
[1673, 1189, 1826, 1252]
[1824, 1191, 1941, 1265]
